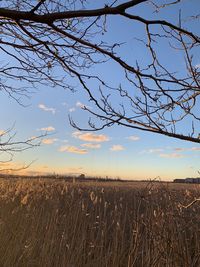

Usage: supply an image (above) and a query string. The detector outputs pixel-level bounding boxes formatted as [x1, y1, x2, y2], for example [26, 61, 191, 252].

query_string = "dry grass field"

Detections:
[0, 178, 200, 267]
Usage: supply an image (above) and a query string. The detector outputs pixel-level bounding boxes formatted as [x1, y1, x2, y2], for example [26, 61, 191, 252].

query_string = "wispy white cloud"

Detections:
[76, 101, 91, 110]
[68, 101, 91, 113]
[38, 104, 56, 114]
[110, 145, 125, 152]
[174, 147, 200, 152]
[72, 132, 109, 142]
[59, 145, 88, 154]
[69, 107, 76, 113]
[191, 147, 200, 151]
[159, 153, 184, 159]
[141, 146, 200, 158]
[140, 148, 164, 154]
[39, 126, 55, 132]
[81, 143, 101, 149]
[42, 138, 57, 145]
[127, 135, 140, 141]
[76, 101, 85, 108]
[174, 147, 186, 152]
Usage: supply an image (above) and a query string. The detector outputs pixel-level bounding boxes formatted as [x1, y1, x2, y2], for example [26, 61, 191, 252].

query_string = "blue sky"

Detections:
[0, 0, 200, 180]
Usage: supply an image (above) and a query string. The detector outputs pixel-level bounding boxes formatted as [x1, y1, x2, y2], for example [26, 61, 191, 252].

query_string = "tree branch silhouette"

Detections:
[0, 0, 199, 143]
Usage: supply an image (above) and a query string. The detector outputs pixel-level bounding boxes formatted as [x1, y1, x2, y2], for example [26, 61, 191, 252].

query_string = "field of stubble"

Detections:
[0, 178, 200, 267]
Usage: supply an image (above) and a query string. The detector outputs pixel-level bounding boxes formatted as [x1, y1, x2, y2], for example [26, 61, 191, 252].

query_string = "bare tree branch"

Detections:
[0, 126, 47, 171]
[0, 0, 199, 144]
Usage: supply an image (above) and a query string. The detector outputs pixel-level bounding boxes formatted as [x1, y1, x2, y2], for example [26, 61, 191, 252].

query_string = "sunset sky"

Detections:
[1, 0, 199, 180]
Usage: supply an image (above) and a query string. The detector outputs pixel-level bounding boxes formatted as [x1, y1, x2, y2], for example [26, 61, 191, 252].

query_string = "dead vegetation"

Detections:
[0, 178, 200, 267]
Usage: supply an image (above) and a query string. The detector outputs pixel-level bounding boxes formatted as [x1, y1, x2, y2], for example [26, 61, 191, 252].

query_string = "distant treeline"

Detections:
[174, 177, 200, 184]
[0, 173, 125, 183]
[0, 173, 159, 183]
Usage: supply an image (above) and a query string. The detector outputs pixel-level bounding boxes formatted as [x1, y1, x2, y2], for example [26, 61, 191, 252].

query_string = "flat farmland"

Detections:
[0, 178, 200, 267]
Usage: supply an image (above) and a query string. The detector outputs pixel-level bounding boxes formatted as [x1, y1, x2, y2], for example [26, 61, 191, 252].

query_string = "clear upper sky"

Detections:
[0, 0, 199, 180]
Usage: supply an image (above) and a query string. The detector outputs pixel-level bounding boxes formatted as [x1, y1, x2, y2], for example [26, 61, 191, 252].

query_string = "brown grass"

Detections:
[0, 178, 200, 267]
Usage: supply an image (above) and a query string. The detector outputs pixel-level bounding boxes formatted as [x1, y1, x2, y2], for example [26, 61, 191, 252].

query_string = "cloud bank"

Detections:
[42, 138, 57, 145]
[39, 126, 55, 132]
[38, 104, 56, 114]
[73, 132, 109, 142]
[81, 143, 101, 149]
[110, 145, 124, 151]
[59, 145, 88, 154]
[127, 135, 140, 141]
